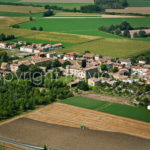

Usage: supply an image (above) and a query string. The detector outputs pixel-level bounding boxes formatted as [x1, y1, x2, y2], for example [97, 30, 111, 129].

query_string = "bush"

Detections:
[80, 5, 103, 13]
[39, 27, 43, 31]
[31, 27, 37, 30]
[43, 10, 54, 17]
[77, 81, 89, 91]
[123, 30, 131, 38]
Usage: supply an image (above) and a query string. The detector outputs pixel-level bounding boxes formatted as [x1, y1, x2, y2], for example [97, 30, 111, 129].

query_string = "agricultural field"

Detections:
[128, 0, 150, 7]
[1, 118, 150, 150]
[106, 7, 150, 15]
[0, 17, 94, 47]
[59, 38, 150, 58]
[24, 102, 150, 139]
[19, 17, 150, 38]
[0, 5, 45, 13]
[62, 96, 150, 123]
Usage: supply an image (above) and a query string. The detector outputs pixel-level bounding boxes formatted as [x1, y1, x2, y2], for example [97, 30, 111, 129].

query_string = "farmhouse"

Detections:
[20, 45, 34, 53]
[8, 44, 17, 49]
[120, 59, 131, 66]
[47, 52, 57, 58]
[10, 64, 20, 72]
[0, 42, 8, 48]
[65, 65, 98, 79]
[1, 62, 10, 70]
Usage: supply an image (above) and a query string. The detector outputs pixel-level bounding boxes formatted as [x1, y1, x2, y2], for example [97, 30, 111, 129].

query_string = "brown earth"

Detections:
[21, 0, 94, 3]
[24, 103, 150, 139]
[80, 91, 131, 105]
[106, 7, 150, 14]
[0, 117, 150, 150]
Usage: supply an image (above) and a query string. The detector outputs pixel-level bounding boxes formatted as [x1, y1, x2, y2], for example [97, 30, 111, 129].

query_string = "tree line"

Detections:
[0, 33, 15, 41]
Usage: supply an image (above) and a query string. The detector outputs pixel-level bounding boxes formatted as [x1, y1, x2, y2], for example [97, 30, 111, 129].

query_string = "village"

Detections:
[0, 41, 150, 88]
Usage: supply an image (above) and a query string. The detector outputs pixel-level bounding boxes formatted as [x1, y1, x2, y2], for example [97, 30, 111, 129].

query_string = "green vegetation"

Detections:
[94, 0, 128, 8]
[60, 38, 150, 58]
[19, 17, 150, 38]
[128, 0, 150, 7]
[62, 96, 150, 123]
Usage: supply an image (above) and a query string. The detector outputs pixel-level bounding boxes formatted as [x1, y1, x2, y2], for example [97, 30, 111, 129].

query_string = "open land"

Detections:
[0, 5, 45, 13]
[1, 117, 150, 150]
[21, 0, 94, 3]
[16, 101, 150, 140]
[106, 7, 150, 15]
[19, 17, 150, 37]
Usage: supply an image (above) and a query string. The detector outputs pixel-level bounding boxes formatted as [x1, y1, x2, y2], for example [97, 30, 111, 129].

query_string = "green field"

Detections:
[60, 38, 150, 58]
[128, 0, 150, 7]
[19, 17, 150, 38]
[62, 96, 150, 123]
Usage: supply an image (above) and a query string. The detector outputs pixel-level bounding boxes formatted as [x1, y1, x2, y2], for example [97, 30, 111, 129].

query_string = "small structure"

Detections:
[120, 59, 131, 66]
[147, 105, 150, 110]
[1, 62, 10, 70]
[0, 42, 8, 48]
[46, 52, 57, 58]
[67, 80, 80, 88]
[88, 77, 101, 86]
[20, 45, 34, 53]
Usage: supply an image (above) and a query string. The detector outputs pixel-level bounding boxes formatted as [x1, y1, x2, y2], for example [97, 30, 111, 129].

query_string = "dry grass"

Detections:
[106, 7, 150, 15]
[0, 5, 45, 13]
[25, 102, 150, 140]
[21, 0, 94, 3]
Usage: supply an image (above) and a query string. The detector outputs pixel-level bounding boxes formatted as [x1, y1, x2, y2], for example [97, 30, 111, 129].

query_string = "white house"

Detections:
[0, 42, 8, 48]
[120, 59, 131, 66]
[47, 52, 57, 58]
[20, 46, 34, 53]
[139, 60, 146, 65]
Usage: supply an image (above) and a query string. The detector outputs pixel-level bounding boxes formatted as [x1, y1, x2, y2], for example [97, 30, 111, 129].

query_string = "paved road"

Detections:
[0, 137, 58, 150]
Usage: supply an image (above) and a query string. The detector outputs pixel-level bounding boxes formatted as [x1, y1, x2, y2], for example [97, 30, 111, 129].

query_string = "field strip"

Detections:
[25, 102, 150, 140]
[45, 14, 143, 19]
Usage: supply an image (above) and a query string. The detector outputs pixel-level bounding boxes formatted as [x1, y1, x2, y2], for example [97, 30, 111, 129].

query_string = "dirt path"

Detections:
[45, 14, 142, 19]
[80, 91, 131, 105]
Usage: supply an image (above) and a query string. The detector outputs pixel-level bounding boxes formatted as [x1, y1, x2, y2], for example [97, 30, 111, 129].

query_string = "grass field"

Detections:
[128, 0, 150, 7]
[60, 38, 150, 57]
[62, 96, 150, 123]
[0, 17, 95, 46]
[19, 17, 150, 38]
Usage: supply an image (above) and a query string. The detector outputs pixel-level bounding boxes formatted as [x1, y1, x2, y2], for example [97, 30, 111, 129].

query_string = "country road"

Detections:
[0, 137, 58, 150]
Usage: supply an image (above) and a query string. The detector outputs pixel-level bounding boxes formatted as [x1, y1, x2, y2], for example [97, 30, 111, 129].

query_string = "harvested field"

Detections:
[21, 0, 94, 3]
[0, 117, 150, 150]
[0, 5, 45, 13]
[106, 7, 150, 15]
[25, 103, 150, 139]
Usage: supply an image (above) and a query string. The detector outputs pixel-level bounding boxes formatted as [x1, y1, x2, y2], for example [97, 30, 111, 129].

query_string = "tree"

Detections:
[120, 21, 133, 30]
[43, 145, 47, 150]
[0, 33, 6, 41]
[81, 60, 86, 68]
[39, 27, 43, 31]
[18, 64, 29, 72]
[52, 59, 61, 67]
[80, 5, 103, 13]
[31, 27, 37, 30]
[100, 64, 107, 71]
[115, 28, 121, 35]
[123, 30, 131, 38]
[77, 81, 89, 91]
[29, 16, 33, 21]
[139, 30, 147, 37]
[62, 61, 71, 68]
[43, 10, 54, 17]
[133, 32, 138, 38]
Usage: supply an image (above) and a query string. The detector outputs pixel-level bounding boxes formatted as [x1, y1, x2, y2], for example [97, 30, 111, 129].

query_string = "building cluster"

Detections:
[0, 42, 63, 53]
[0, 49, 150, 86]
